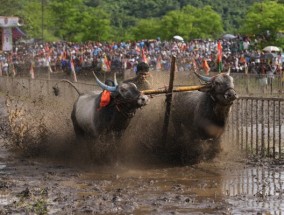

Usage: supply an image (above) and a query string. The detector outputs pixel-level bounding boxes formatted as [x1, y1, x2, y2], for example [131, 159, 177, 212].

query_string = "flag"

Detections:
[156, 55, 162, 70]
[135, 46, 141, 55]
[46, 54, 53, 73]
[0, 62, 2, 77]
[102, 55, 111, 72]
[12, 64, 16, 77]
[217, 41, 223, 73]
[30, 60, 35, 79]
[141, 49, 148, 63]
[70, 60, 77, 82]
[202, 59, 210, 75]
[192, 59, 197, 71]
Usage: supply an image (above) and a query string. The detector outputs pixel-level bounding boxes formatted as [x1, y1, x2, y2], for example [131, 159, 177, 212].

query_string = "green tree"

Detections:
[183, 5, 223, 39]
[0, 0, 24, 17]
[241, 1, 284, 46]
[80, 7, 111, 41]
[130, 18, 161, 40]
[159, 5, 223, 41]
[20, 1, 44, 40]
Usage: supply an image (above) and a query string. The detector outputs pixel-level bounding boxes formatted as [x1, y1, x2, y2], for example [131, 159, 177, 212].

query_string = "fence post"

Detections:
[267, 100, 270, 157]
[261, 99, 265, 157]
[256, 99, 259, 155]
[273, 100, 276, 158]
[279, 100, 282, 159]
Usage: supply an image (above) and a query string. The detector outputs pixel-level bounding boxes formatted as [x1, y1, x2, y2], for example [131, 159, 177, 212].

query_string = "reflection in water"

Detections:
[79, 163, 284, 214]
[0, 163, 6, 170]
[223, 165, 284, 214]
[1, 155, 284, 214]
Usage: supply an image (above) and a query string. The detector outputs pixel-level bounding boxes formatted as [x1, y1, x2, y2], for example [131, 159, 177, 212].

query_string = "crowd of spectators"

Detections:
[0, 36, 283, 80]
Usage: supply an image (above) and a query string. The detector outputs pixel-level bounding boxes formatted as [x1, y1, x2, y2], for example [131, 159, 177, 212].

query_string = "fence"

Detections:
[1, 69, 284, 96]
[225, 97, 284, 159]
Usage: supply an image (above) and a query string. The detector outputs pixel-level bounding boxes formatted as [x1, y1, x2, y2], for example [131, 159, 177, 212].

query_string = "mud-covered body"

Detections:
[71, 85, 149, 138]
[171, 72, 238, 162]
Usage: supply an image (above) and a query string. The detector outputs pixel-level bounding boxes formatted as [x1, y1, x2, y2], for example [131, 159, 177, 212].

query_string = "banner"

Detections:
[2, 28, 13, 51]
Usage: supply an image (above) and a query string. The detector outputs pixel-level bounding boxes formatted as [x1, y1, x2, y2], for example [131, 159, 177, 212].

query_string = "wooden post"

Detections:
[162, 55, 176, 146]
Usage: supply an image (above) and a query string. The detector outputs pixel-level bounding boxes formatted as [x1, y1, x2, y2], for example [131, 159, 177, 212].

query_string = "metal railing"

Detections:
[225, 97, 283, 159]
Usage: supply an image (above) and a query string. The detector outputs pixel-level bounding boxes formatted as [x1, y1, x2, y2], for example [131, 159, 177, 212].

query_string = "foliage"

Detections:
[0, 0, 24, 17]
[1, 0, 283, 45]
[241, 1, 284, 47]
[130, 18, 161, 40]
[48, 0, 90, 41]
[157, 5, 223, 40]
[80, 7, 111, 41]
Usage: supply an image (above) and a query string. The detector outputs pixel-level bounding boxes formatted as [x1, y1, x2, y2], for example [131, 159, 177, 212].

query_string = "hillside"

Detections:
[94, 0, 263, 32]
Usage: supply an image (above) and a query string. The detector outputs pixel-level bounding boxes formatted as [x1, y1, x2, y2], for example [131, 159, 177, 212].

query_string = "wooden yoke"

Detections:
[141, 85, 206, 95]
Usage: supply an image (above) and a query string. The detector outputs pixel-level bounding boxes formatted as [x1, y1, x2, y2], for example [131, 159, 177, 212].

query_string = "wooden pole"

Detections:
[162, 55, 176, 146]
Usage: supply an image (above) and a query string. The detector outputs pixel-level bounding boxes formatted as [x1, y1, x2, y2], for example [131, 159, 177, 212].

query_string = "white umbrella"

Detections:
[263, 46, 280, 52]
[173, 35, 184, 41]
[223, 34, 237, 40]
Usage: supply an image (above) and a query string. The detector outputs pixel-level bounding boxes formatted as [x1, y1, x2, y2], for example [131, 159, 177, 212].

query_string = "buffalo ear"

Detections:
[198, 84, 212, 92]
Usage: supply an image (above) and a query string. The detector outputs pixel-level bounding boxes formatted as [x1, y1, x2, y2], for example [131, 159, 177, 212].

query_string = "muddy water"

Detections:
[1, 141, 284, 215]
[0, 95, 283, 214]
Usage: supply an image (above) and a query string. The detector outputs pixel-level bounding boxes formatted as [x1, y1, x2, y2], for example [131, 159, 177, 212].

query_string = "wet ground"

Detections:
[0, 95, 284, 214]
[1, 143, 284, 215]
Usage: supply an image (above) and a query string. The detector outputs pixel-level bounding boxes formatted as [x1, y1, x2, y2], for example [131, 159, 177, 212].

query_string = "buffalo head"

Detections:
[194, 69, 238, 106]
[93, 72, 149, 110]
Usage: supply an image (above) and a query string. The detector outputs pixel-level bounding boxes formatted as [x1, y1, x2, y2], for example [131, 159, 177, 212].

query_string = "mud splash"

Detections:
[0, 93, 284, 214]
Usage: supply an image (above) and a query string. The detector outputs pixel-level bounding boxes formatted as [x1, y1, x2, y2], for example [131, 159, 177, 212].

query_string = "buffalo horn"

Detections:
[92, 71, 117, 92]
[113, 72, 118, 86]
[194, 71, 212, 82]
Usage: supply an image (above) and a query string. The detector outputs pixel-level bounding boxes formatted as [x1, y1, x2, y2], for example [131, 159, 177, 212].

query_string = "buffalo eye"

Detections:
[214, 82, 221, 86]
[120, 87, 127, 93]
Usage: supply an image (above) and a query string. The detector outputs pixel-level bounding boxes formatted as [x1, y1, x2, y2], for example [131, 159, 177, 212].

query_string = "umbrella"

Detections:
[223, 34, 237, 40]
[261, 53, 278, 59]
[173, 35, 184, 41]
[263, 46, 280, 52]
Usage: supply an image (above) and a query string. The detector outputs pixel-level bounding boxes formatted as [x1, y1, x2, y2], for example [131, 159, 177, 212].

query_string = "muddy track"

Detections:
[0, 94, 283, 214]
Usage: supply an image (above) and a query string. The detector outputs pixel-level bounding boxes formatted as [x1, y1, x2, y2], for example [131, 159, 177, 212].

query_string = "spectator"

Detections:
[123, 62, 152, 90]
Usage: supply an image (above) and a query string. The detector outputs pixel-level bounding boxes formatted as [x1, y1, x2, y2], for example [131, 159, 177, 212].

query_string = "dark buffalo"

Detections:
[171, 70, 237, 163]
[53, 73, 149, 139]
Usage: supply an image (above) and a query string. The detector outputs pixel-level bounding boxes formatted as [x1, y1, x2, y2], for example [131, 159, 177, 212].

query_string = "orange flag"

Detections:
[217, 41, 222, 63]
[217, 41, 223, 73]
[141, 49, 148, 63]
[202, 59, 210, 75]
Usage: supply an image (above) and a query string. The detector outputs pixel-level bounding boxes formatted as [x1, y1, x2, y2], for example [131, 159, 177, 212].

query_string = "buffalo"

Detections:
[53, 72, 149, 139]
[171, 70, 237, 163]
